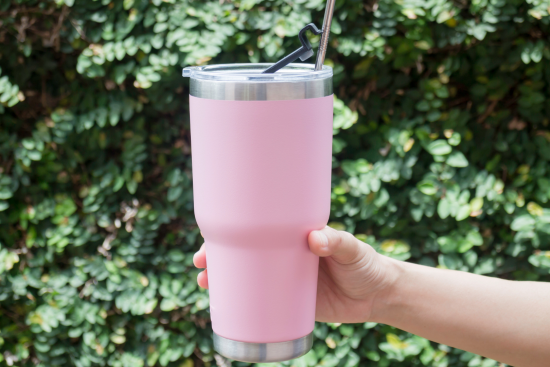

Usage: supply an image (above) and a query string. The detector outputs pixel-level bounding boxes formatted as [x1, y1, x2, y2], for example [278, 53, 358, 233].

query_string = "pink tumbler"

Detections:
[182, 63, 333, 362]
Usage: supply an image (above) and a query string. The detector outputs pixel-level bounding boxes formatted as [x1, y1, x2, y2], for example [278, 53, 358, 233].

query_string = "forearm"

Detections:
[372, 257, 550, 367]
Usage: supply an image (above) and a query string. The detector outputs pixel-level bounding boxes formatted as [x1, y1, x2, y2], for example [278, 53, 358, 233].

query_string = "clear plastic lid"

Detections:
[182, 63, 332, 82]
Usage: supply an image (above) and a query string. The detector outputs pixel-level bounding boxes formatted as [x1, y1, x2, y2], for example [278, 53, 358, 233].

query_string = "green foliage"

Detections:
[1, 0, 550, 366]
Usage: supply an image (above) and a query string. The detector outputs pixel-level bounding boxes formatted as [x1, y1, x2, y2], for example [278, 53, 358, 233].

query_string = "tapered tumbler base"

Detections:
[213, 332, 313, 363]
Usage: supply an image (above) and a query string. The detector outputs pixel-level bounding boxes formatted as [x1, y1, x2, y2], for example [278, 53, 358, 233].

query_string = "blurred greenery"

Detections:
[1, 0, 550, 366]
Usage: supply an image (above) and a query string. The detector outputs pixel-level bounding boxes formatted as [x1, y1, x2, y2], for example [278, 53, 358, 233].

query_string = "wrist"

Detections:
[369, 255, 409, 324]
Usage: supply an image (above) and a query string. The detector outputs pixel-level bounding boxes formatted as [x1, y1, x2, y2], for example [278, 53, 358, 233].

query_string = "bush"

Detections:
[1, 0, 550, 366]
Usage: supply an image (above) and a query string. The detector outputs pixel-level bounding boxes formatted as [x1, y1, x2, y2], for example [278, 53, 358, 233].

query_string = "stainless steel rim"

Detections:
[186, 63, 332, 101]
[213, 332, 313, 363]
[190, 77, 332, 100]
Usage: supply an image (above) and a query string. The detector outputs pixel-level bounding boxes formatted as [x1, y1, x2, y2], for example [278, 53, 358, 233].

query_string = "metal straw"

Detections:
[314, 0, 336, 71]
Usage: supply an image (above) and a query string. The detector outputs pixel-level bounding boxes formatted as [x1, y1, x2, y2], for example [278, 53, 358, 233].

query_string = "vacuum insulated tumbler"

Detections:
[182, 64, 333, 363]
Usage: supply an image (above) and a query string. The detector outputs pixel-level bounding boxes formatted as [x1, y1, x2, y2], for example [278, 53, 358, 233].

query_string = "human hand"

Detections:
[193, 227, 398, 323]
[304, 227, 398, 323]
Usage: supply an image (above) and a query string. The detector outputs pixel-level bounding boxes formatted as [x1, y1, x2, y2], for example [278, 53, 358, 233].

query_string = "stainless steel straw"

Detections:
[314, 0, 336, 71]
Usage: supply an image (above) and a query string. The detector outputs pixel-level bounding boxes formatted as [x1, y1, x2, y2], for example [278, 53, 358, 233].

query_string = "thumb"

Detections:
[308, 227, 367, 265]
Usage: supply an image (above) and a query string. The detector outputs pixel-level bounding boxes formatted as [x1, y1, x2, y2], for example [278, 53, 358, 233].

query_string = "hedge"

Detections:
[1, 0, 550, 366]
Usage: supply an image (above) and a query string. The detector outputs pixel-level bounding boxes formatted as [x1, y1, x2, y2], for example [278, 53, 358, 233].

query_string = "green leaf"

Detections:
[437, 10, 453, 24]
[458, 240, 474, 253]
[110, 334, 126, 344]
[531, 41, 544, 63]
[511, 215, 535, 231]
[448, 132, 461, 146]
[416, 100, 430, 111]
[167, 186, 183, 202]
[466, 231, 483, 246]
[470, 197, 484, 212]
[239, 0, 260, 10]
[365, 350, 380, 361]
[435, 87, 449, 99]
[446, 151, 469, 167]
[527, 202, 543, 216]
[22, 139, 35, 150]
[182, 341, 196, 358]
[426, 140, 452, 155]
[438, 236, 457, 253]
[0, 188, 13, 200]
[420, 346, 434, 364]
[160, 299, 176, 312]
[426, 110, 442, 122]
[113, 176, 125, 192]
[0, 201, 9, 211]
[437, 198, 450, 219]
[456, 204, 471, 221]
[126, 180, 137, 194]
[123, 0, 135, 10]
[439, 254, 461, 270]
[521, 45, 531, 64]
[472, 25, 488, 41]
[418, 181, 437, 195]
[27, 150, 42, 161]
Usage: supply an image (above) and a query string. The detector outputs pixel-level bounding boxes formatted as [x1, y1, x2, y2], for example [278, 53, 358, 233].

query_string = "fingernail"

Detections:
[317, 231, 329, 251]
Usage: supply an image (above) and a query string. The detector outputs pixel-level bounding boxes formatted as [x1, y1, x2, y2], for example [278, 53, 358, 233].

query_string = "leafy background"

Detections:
[1, 0, 550, 366]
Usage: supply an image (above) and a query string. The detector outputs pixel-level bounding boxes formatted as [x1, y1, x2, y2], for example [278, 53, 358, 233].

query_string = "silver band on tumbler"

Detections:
[190, 77, 332, 101]
[185, 63, 332, 101]
[213, 332, 314, 363]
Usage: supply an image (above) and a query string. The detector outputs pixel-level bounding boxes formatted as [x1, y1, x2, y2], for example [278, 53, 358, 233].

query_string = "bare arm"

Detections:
[374, 259, 550, 367]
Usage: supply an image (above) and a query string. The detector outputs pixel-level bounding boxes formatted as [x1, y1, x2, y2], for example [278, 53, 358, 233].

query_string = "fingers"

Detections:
[194, 245, 208, 288]
[193, 244, 207, 269]
[197, 269, 209, 289]
[308, 227, 366, 265]
[196, 229, 365, 289]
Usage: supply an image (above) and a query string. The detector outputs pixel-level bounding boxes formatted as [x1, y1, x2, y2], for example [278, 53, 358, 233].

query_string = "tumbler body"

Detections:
[191, 96, 333, 342]
[184, 63, 333, 361]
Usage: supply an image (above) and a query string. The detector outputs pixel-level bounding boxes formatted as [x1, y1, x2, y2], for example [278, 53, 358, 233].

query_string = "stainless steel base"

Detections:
[213, 332, 313, 363]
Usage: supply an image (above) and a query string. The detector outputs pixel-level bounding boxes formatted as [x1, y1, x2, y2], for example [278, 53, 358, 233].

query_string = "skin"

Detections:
[193, 226, 550, 367]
